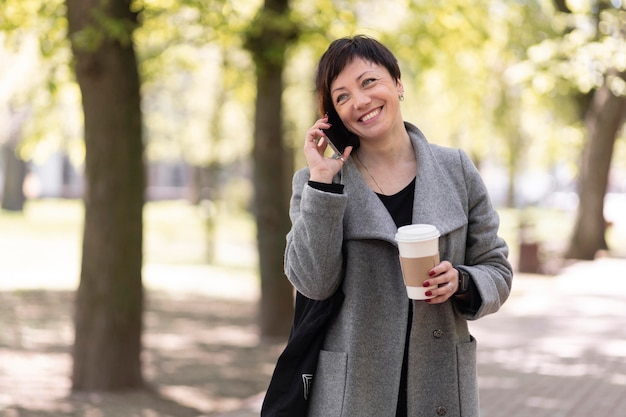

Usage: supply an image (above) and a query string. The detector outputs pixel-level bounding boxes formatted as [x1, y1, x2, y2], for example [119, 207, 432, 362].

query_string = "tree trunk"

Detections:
[505, 133, 523, 208]
[1, 146, 27, 211]
[1, 107, 28, 211]
[245, 0, 298, 340]
[66, 0, 145, 390]
[566, 70, 626, 260]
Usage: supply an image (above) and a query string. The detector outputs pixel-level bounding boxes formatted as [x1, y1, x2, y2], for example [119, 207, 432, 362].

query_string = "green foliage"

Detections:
[500, 0, 626, 181]
[1, 0, 624, 207]
[71, 11, 137, 51]
[0, 0, 77, 161]
[385, 0, 556, 172]
[0, 0, 69, 73]
[135, 0, 259, 171]
[511, 2, 625, 99]
[289, 0, 359, 47]
[245, 7, 300, 70]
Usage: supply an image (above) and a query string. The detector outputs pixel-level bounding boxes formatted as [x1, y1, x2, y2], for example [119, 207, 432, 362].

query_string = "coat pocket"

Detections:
[457, 336, 479, 417]
[308, 350, 347, 417]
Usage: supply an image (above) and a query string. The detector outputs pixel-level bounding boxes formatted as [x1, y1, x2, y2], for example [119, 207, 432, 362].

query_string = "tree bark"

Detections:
[566, 70, 626, 259]
[66, 0, 145, 390]
[245, 0, 298, 340]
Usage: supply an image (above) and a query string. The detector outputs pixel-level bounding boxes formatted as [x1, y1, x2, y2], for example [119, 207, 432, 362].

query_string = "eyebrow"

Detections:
[331, 70, 377, 95]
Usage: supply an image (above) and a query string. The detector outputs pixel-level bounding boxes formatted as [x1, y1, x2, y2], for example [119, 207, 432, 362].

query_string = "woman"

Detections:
[284, 35, 513, 417]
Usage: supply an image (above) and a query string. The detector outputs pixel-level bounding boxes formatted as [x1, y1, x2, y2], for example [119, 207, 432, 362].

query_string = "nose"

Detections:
[353, 91, 371, 109]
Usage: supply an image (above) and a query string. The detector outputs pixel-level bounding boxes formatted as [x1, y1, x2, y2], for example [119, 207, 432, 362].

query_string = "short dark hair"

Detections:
[315, 35, 401, 116]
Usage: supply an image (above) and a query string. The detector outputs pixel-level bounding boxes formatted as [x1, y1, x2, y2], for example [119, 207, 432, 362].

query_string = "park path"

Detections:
[1, 257, 625, 416]
[217, 257, 626, 417]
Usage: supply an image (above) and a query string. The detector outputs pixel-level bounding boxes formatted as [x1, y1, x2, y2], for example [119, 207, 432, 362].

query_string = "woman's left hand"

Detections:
[423, 261, 458, 304]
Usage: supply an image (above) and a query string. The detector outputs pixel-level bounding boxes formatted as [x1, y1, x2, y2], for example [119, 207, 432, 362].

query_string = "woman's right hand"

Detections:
[304, 115, 353, 184]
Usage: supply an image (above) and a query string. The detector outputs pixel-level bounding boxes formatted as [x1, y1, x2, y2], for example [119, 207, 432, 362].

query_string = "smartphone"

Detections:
[322, 110, 358, 156]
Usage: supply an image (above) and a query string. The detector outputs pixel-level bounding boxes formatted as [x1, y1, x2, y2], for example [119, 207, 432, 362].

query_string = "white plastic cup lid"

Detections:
[395, 224, 440, 243]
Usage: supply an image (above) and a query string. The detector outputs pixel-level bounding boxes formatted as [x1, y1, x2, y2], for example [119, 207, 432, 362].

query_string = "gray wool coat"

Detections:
[284, 122, 513, 417]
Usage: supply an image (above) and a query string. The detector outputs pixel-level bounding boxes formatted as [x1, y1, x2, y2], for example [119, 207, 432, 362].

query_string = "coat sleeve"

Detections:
[284, 168, 348, 300]
[457, 149, 513, 320]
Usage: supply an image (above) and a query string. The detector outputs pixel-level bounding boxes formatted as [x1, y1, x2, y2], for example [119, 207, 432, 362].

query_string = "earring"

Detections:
[399, 93, 405, 101]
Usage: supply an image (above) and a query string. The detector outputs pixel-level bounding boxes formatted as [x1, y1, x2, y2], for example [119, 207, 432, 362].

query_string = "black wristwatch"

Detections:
[454, 267, 470, 295]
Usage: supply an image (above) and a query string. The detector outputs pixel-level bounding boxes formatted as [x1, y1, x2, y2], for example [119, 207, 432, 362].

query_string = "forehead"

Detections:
[331, 58, 387, 87]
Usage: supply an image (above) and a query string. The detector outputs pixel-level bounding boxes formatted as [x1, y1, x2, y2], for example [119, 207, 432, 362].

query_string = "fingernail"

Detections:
[423, 281, 430, 287]
[428, 270, 436, 277]
[425, 291, 432, 297]
[425, 299, 431, 303]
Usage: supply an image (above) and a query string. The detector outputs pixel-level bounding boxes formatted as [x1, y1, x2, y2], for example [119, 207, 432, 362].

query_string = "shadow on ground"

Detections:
[3, 259, 626, 417]
[0, 290, 285, 417]
[469, 267, 626, 417]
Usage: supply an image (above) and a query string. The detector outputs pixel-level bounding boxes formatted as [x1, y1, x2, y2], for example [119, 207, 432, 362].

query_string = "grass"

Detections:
[0, 198, 258, 291]
[0, 198, 257, 264]
[143, 199, 257, 267]
[497, 205, 626, 272]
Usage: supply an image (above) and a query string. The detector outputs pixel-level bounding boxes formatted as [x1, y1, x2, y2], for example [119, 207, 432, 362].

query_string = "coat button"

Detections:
[436, 406, 447, 415]
[432, 329, 444, 338]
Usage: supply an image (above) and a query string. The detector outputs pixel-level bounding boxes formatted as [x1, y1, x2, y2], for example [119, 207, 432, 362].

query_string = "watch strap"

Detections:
[454, 267, 470, 295]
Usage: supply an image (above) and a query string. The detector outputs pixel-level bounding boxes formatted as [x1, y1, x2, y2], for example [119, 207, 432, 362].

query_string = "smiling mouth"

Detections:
[360, 107, 381, 122]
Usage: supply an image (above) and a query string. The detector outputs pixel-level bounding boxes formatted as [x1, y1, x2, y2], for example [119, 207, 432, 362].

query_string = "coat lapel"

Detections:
[342, 123, 466, 245]
[408, 124, 467, 236]
[342, 159, 398, 244]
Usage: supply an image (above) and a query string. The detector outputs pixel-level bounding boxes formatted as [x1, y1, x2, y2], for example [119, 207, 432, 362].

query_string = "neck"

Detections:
[353, 129, 417, 196]
[356, 130, 414, 166]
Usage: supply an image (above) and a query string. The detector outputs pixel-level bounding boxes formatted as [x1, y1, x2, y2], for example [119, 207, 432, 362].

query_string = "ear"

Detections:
[396, 79, 404, 96]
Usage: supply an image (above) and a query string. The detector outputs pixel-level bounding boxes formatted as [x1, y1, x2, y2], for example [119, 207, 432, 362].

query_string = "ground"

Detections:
[0, 200, 280, 417]
[2, 200, 626, 417]
[0, 284, 284, 417]
[3, 258, 626, 417]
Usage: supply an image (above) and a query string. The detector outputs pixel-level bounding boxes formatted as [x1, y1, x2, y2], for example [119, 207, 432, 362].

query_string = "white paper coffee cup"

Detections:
[395, 224, 440, 300]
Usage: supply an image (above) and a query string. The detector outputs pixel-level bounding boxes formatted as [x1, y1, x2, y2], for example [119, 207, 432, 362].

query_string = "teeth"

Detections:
[361, 108, 380, 122]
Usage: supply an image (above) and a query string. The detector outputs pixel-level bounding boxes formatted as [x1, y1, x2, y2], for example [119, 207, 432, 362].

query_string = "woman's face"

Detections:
[330, 58, 404, 142]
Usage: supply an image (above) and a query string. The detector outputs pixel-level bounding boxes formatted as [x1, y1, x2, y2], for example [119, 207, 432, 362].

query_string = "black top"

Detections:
[377, 178, 415, 228]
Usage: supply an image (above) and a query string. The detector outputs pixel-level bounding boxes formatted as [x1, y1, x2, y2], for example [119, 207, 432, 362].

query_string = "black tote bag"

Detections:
[260, 288, 345, 417]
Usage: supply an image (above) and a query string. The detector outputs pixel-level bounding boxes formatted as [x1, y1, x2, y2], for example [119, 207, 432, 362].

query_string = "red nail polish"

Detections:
[425, 299, 431, 303]
[428, 270, 436, 277]
[425, 291, 432, 297]
[423, 281, 430, 287]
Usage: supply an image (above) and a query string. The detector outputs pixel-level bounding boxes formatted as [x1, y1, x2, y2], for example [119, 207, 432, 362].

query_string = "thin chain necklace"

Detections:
[354, 151, 385, 195]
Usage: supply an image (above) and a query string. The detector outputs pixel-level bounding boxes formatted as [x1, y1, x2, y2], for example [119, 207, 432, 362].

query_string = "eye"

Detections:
[363, 78, 378, 87]
[335, 93, 348, 104]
